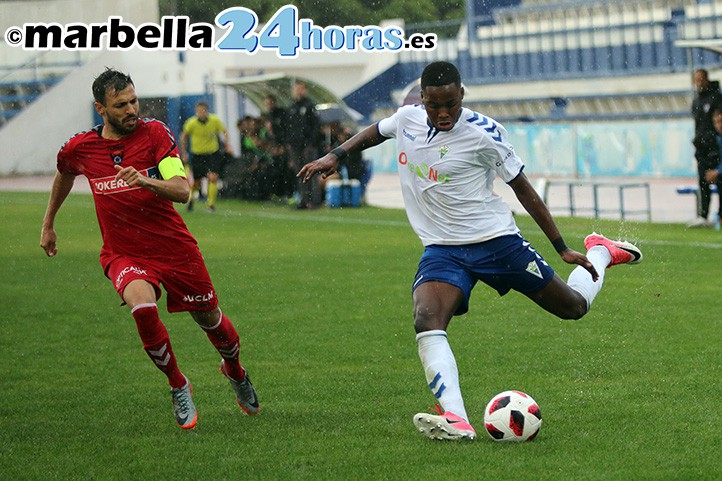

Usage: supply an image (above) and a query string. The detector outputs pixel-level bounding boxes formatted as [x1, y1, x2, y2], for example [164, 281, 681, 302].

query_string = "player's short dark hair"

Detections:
[92, 68, 134, 105]
[195, 101, 209, 109]
[420, 61, 461, 89]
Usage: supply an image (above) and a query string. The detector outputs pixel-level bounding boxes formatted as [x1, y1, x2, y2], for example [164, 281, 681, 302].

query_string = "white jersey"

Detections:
[377, 105, 524, 246]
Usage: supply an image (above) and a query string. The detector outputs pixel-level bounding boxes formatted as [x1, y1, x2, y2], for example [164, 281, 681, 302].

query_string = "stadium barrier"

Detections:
[675, 183, 719, 215]
[538, 178, 652, 221]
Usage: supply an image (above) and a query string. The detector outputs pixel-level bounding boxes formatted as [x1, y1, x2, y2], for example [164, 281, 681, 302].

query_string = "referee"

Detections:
[180, 101, 233, 212]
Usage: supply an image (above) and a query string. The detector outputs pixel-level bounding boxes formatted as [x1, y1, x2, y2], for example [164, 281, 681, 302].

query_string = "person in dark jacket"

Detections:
[263, 95, 295, 200]
[264, 94, 288, 146]
[287, 80, 322, 208]
[703, 107, 722, 229]
[689, 69, 722, 227]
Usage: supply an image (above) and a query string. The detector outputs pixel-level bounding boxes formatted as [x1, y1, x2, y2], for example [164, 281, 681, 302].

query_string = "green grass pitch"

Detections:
[1, 191, 721, 480]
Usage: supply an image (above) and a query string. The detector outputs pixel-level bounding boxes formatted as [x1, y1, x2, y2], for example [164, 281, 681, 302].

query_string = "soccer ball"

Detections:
[483, 390, 542, 442]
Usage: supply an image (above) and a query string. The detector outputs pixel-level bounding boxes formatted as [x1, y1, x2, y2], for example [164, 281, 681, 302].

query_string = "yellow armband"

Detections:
[158, 156, 187, 180]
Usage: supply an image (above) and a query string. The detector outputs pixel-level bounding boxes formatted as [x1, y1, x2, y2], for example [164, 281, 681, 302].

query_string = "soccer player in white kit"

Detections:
[298, 61, 642, 441]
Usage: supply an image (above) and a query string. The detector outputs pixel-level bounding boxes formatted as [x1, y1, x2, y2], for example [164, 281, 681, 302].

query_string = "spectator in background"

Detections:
[180, 101, 233, 212]
[287, 80, 322, 209]
[319, 125, 369, 203]
[318, 121, 344, 197]
[263, 95, 295, 201]
[264, 94, 288, 146]
[689, 69, 722, 227]
[237, 116, 272, 200]
[703, 107, 722, 229]
[335, 127, 365, 184]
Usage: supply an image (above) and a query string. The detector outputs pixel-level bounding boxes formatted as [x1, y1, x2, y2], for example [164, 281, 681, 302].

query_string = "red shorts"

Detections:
[104, 252, 218, 313]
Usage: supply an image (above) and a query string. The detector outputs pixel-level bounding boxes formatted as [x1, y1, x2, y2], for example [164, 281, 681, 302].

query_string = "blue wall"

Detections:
[365, 119, 696, 178]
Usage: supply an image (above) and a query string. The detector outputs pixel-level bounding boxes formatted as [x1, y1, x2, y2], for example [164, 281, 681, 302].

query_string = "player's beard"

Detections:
[108, 114, 138, 136]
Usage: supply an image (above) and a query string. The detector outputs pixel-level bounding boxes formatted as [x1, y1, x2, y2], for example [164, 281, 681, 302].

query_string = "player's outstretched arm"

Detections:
[297, 124, 387, 182]
[41, 172, 76, 257]
[509, 172, 598, 281]
[114, 164, 190, 203]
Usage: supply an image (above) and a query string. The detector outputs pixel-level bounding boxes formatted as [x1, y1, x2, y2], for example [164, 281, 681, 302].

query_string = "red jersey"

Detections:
[57, 118, 199, 269]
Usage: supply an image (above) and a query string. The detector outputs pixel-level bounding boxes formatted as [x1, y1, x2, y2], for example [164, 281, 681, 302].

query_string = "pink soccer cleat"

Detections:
[413, 408, 476, 441]
[584, 232, 643, 266]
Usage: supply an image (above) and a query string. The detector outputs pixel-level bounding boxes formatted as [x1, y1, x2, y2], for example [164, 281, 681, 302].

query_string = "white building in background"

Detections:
[0, 0, 399, 175]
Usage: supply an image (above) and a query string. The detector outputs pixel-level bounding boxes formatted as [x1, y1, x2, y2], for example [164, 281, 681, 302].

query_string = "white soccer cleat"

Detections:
[687, 216, 711, 228]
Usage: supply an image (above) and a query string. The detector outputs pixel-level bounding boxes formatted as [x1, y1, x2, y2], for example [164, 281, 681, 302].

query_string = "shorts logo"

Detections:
[182, 291, 215, 303]
[115, 266, 148, 288]
[526, 260, 544, 279]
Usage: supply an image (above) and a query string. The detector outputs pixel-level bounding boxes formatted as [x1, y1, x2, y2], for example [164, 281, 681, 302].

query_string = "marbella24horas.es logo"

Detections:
[4, 5, 437, 58]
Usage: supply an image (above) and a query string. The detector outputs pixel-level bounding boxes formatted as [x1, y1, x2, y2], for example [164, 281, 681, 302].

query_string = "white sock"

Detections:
[567, 245, 611, 310]
[416, 330, 469, 421]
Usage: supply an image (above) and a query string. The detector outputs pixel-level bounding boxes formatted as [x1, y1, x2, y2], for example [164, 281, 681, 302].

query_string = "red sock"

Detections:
[132, 303, 186, 389]
[202, 310, 245, 380]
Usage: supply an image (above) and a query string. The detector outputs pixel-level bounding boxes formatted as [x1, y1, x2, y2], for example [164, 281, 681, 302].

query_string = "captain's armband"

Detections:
[158, 156, 187, 180]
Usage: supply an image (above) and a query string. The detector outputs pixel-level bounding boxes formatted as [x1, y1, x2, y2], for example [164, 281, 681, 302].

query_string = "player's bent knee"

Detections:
[413, 307, 447, 333]
[556, 298, 588, 320]
[530, 279, 589, 320]
[414, 308, 457, 332]
[190, 307, 221, 328]
[413, 310, 433, 333]
[564, 306, 587, 320]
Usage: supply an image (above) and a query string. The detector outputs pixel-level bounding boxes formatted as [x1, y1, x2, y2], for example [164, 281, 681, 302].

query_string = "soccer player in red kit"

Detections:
[40, 68, 259, 429]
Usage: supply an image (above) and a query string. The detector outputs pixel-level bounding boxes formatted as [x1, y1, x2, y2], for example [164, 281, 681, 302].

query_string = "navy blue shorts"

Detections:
[412, 233, 556, 316]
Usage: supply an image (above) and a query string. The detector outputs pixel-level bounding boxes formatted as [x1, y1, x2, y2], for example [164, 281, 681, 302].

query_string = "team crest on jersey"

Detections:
[526, 260, 544, 279]
[440, 145, 449, 159]
[108, 145, 125, 165]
